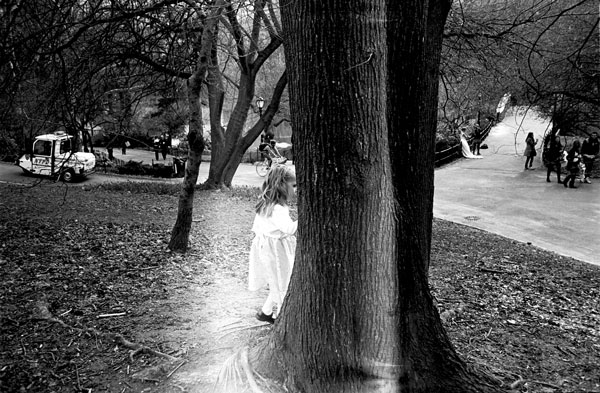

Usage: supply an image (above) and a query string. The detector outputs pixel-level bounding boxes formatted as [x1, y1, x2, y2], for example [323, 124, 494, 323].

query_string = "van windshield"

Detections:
[33, 140, 52, 156]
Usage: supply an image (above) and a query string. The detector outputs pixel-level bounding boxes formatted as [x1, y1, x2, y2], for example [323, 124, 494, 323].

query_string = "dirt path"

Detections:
[158, 193, 272, 393]
[165, 275, 269, 392]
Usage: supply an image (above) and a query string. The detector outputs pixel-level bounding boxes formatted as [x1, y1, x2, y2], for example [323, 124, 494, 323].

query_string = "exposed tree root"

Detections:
[32, 300, 179, 363]
[216, 323, 270, 342]
[214, 347, 284, 393]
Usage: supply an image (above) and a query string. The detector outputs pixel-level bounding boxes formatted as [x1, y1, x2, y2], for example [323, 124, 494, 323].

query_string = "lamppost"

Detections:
[256, 96, 264, 119]
[255, 97, 266, 161]
[477, 93, 482, 125]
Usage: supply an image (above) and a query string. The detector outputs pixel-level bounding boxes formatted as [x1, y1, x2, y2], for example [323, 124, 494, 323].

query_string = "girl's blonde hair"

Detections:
[255, 165, 296, 216]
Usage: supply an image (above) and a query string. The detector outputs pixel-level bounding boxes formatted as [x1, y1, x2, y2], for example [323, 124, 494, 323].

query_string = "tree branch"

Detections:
[119, 50, 192, 79]
[242, 69, 287, 145]
[256, 1, 280, 40]
[47, 0, 185, 55]
[248, 1, 264, 56]
[251, 35, 283, 76]
[224, 2, 249, 73]
[267, 0, 282, 36]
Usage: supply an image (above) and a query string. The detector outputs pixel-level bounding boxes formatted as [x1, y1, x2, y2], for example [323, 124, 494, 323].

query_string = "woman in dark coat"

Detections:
[544, 135, 563, 183]
[523, 132, 538, 170]
[563, 140, 582, 189]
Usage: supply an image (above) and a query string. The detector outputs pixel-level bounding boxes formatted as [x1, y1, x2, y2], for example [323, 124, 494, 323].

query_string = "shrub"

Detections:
[0, 136, 20, 162]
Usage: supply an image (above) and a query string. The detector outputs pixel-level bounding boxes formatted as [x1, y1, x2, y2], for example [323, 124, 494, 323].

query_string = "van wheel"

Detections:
[62, 169, 75, 182]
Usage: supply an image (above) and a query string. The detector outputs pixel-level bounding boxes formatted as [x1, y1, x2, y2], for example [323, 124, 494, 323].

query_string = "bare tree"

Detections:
[438, 0, 598, 135]
[204, 0, 286, 187]
[168, 1, 223, 252]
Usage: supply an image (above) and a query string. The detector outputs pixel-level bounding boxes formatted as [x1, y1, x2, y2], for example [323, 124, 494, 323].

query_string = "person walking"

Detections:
[544, 135, 563, 183]
[581, 131, 599, 184]
[471, 123, 482, 155]
[160, 133, 169, 160]
[523, 132, 538, 170]
[563, 140, 582, 189]
[153, 136, 161, 160]
[248, 165, 297, 324]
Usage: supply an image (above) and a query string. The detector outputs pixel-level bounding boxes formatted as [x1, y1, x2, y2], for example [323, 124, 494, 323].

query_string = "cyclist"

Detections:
[259, 131, 284, 167]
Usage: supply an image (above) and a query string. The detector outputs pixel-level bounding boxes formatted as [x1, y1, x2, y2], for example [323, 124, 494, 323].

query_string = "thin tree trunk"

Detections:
[206, 25, 226, 188]
[243, 1, 505, 392]
[83, 129, 94, 153]
[168, 4, 223, 252]
[168, 74, 205, 252]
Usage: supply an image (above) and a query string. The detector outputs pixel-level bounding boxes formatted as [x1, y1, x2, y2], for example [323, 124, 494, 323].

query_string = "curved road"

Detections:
[1, 110, 598, 265]
[434, 109, 599, 266]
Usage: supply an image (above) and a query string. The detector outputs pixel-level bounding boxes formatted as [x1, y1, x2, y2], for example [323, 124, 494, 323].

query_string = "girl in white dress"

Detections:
[248, 165, 297, 324]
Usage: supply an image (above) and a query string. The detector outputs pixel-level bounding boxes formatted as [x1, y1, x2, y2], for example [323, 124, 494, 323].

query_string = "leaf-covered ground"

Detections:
[0, 181, 598, 393]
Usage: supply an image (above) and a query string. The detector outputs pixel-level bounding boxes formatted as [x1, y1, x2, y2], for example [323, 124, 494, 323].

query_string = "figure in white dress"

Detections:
[248, 165, 297, 324]
[460, 129, 483, 159]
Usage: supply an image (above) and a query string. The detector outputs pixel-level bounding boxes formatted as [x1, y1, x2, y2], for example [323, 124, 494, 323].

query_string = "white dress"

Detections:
[248, 204, 297, 308]
[461, 133, 483, 159]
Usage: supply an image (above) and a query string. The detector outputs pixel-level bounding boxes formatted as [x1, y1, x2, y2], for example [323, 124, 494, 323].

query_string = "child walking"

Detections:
[248, 165, 297, 324]
[563, 140, 582, 189]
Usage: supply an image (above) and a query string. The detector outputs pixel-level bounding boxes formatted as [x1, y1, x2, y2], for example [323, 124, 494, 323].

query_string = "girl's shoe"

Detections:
[256, 311, 275, 324]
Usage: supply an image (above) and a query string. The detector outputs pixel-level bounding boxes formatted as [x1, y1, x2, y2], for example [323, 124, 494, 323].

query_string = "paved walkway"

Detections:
[433, 109, 600, 266]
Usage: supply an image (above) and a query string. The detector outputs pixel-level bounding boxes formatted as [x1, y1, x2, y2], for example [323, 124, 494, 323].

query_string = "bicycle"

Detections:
[255, 156, 270, 177]
[254, 155, 287, 177]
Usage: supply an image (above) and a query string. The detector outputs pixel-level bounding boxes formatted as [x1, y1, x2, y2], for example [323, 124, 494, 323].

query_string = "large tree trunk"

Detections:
[205, 69, 287, 187]
[240, 1, 505, 392]
[205, 72, 255, 187]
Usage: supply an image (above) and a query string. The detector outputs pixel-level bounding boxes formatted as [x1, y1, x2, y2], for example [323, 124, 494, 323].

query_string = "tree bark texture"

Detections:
[249, 1, 505, 392]
[168, 4, 222, 252]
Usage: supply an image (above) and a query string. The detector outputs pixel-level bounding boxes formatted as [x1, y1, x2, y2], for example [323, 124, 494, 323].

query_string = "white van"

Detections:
[18, 132, 96, 182]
